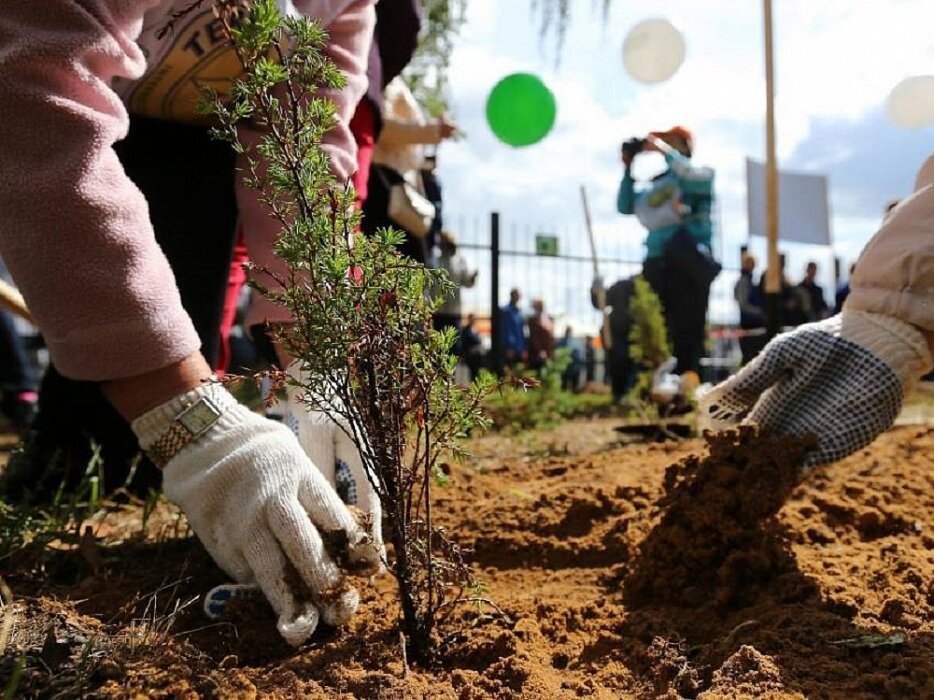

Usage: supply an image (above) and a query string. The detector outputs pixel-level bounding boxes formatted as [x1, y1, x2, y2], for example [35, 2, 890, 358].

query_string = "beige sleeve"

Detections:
[379, 118, 442, 147]
[845, 156, 934, 332]
[377, 77, 441, 147]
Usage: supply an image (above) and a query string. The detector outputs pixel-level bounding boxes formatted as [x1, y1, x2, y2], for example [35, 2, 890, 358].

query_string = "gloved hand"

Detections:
[592, 275, 605, 294]
[699, 310, 932, 469]
[288, 411, 385, 568]
[282, 364, 384, 567]
[131, 383, 381, 646]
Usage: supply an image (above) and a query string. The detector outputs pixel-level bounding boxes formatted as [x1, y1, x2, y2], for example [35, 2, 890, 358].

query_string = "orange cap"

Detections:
[650, 125, 693, 147]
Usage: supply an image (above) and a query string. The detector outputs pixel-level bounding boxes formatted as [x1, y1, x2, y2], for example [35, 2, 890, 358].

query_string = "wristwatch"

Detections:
[147, 395, 224, 467]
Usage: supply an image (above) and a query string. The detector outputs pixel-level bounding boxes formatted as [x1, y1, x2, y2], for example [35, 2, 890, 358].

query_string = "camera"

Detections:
[621, 137, 646, 160]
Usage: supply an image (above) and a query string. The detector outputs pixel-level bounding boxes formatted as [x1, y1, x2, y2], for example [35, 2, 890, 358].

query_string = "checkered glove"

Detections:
[132, 384, 381, 646]
[699, 311, 932, 469]
[283, 365, 384, 568]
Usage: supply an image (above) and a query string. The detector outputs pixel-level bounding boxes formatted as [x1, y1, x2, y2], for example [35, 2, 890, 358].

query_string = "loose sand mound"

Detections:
[4, 422, 933, 698]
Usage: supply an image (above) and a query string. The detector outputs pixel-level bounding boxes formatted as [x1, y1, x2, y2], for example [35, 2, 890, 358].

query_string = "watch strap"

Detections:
[147, 395, 222, 467]
[131, 382, 238, 468]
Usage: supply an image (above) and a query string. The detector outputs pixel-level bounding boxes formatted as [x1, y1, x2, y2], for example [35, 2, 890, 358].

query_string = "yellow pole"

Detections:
[763, 0, 780, 296]
[0, 279, 33, 325]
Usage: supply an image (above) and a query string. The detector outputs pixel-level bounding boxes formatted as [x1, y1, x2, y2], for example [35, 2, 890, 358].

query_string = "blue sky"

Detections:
[434, 0, 934, 330]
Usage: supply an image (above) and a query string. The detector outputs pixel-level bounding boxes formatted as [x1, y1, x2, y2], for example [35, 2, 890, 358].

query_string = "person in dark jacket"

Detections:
[501, 288, 526, 371]
[592, 275, 638, 401]
[734, 253, 766, 364]
[617, 127, 719, 375]
[797, 261, 829, 322]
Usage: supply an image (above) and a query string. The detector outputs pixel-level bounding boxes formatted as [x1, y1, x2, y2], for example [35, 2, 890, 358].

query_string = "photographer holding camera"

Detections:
[615, 126, 719, 375]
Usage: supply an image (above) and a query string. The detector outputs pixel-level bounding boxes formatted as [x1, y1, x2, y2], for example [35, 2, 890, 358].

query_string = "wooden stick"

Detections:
[0, 279, 34, 325]
[580, 184, 599, 279]
[580, 185, 613, 350]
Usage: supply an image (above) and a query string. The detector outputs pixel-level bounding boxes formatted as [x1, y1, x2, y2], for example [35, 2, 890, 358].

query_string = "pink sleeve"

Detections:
[0, 0, 201, 381]
[240, 0, 375, 329]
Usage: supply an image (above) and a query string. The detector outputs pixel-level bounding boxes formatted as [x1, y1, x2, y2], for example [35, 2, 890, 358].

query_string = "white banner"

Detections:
[746, 158, 831, 246]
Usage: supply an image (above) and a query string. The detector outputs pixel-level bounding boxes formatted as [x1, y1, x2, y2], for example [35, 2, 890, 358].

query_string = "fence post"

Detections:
[490, 211, 502, 376]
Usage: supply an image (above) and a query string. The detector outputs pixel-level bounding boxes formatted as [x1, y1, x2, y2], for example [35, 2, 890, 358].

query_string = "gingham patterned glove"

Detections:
[132, 384, 381, 646]
[283, 364, 385, 568]
[699, 310, 932, 469]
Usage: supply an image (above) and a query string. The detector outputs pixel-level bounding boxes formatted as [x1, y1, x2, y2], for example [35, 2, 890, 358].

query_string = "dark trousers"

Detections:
[643, 257, 710, 375]
[362, 164, 428, 264]
[0, 309, 37, 397]
[30, 116, 238, 493]
[465, 352, 483, 381]
[607, 338, 635, 400]
[739, 331, 768, 366]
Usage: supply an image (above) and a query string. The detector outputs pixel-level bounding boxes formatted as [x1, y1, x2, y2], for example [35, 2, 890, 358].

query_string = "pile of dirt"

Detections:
[3, 420, 933, 698]
[623, 426, 816, 611]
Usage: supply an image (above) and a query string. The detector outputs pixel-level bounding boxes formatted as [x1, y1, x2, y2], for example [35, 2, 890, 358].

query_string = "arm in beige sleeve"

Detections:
[378, 118, 442, 147]
[377, 78, 443, 147]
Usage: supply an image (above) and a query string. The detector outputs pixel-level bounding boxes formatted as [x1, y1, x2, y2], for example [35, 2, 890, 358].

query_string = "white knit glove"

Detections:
[131, 384, 381, 646]
[281, 366, 384, 565]
[699, 311, 932, 469]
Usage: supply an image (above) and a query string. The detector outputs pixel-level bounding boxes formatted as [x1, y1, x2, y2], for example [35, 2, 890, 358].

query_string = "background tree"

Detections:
[405, 0, 468, 114]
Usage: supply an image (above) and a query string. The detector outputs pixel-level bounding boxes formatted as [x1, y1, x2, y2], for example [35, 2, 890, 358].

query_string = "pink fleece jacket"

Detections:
[0, 0, 374, 381]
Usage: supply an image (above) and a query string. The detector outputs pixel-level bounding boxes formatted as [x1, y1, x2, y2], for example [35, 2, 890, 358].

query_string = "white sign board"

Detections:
[746, 158, 831, 246]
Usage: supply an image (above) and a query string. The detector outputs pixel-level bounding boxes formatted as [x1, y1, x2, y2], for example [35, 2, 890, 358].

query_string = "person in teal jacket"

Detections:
[617, 126, 718, 375]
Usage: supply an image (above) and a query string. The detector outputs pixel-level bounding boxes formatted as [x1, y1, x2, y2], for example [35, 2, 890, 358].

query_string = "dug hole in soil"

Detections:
[2, 420, 933, 698]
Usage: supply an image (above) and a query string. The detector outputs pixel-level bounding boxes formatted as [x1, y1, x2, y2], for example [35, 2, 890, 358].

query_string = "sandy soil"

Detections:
[2, 418, 932, 698]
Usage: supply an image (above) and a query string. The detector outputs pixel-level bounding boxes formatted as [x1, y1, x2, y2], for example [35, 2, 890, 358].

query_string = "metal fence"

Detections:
[443, 211, 744, 380]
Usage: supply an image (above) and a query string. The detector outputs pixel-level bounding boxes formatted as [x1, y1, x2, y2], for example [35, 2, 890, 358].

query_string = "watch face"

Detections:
[178, 397, 222, 437]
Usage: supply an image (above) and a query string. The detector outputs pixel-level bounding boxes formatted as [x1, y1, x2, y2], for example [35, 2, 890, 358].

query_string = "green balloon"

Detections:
[486, 73, 557, 147]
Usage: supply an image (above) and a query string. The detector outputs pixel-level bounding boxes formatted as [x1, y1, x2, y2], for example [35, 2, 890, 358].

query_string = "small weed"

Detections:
[2, 656, 24, 700]
[486, 350, 619, 433]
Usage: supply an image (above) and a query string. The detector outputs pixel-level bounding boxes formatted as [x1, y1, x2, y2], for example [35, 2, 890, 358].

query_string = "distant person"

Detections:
[556, 327, 583, 391]
[461, 313, 484, 381]
[526, 298, 555, 372]
[433, 231, 477, 340]
[583, 335, 597, 384]
[734, 253, 766, 365]
[363, 76, 457, 263]
[835, 262, 856, 314]
[798, 261, 829, 322]
[0, 307, 38, 434]
[348, 0, 422, 210]
[592, 275, 638, 401]
[500, 288, 527, 371]
[420, 153, 443, 251]
[617, 126, 720, 375]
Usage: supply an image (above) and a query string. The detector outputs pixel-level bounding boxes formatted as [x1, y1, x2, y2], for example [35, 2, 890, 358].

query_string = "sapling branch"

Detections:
[205, 1, 499, 665]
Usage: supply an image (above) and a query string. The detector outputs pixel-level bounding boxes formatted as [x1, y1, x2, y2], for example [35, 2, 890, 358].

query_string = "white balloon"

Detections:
[886, 75, 934, 129]
[622, 18, 686, 85]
